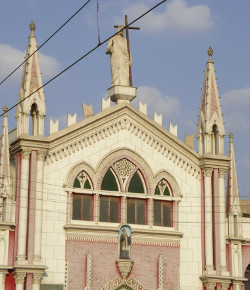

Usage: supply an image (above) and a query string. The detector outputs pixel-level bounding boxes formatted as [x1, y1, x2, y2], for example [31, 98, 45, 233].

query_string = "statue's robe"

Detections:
[106, 35, 132, 86]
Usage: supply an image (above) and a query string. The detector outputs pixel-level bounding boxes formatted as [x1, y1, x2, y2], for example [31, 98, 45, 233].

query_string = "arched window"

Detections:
[69, 159, 178, 229]
[101, 168, 119, 191]
[153, 179, 173, 227]
[72, 171, 93, 221]
[212, 124, 219, 154]
[30, 103, 38, 136]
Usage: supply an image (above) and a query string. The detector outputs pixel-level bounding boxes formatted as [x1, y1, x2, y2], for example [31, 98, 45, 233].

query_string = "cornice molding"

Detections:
[45, 110, 201, 179]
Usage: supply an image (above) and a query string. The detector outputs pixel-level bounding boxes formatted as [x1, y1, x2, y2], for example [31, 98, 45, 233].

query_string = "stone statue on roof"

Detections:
[106, 26, 132, 87]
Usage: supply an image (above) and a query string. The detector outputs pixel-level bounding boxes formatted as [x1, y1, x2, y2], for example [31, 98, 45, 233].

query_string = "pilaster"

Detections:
[32, 273, 43, 290]
[16, 150, 31, 263]
[33, 151, 45, 262]
[203, 168, 215, 274]
[14, 272, 26, 290]
[218, 168, 229, 275]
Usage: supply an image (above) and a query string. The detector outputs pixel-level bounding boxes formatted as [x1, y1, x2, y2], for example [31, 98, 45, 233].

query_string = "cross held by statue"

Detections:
[114, 15, 140, 87]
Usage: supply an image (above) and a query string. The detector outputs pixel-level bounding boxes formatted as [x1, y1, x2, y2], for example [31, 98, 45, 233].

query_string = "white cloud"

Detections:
[122, 0, 213, 34]
[222, 87, 250, 132]
[133, 86, 180, 118]
[0, 44, 61, 84]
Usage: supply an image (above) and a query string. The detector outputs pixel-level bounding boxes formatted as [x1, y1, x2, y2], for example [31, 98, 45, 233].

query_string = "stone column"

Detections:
[204, 281, 216, 290]
[221, 282, 230, 290]
[34, 152, 45, 261]
[148, 198, 153, 228]
[218, 169, 228, 275]
[32, 273, 43, 290]
[94, 194, 99, 224]
[121, 196, 126, 224]
[14, 273, 26, 290]
[0, 272, 7, 290]
[203, 168, 215, 273]
[17, 150, 30, 262]
[157, 254, 164, 290]
[84, 252, 92, 290]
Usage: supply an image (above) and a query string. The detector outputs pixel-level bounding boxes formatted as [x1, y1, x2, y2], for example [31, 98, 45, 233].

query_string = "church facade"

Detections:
[0, 22, 250, 290]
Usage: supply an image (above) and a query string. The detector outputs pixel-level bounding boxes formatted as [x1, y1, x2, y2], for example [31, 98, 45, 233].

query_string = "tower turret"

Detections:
[0, 106, 12, 222]
[197, 47, 225, 155]
[15, 21, 46, 137]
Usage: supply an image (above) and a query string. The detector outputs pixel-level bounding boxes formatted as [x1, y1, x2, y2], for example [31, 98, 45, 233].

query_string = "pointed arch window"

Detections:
[128, 171, 145, 193]
[69, 160, 178, 229]
[212, 124, 219, 154]
[154, 179, 173, 227]
[101, 168, 119, 191]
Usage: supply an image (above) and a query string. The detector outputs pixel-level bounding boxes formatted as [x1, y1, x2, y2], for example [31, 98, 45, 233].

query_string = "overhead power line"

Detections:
[0, 0, 167, 118]
[0, 0, 93, 87]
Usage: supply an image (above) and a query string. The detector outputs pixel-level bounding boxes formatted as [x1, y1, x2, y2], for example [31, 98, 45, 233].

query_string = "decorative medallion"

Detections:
[114, 159, 135, 184]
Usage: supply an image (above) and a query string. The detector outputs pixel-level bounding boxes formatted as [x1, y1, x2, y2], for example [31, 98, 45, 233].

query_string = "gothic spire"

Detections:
[226, 133, 241, 215]
[15, 21, 46, 136]
[0, 106, 10, 184]
[197, 47, 225, 155]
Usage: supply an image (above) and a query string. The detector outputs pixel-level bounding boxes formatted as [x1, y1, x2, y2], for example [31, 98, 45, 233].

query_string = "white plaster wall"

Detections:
[242, 218, 250, 239]
[41, 126, 202, 288]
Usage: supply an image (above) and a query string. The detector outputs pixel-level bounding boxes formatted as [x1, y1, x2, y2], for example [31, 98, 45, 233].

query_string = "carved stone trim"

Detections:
[84, 252, 92, 290]
[45, 113, 200, 178]
[158, 254, 164, 290]
[114, 159, 135, 185]
[66, 232, 118, 243]
[32, 273, 43, 284]
[21, 150, 31, 160]
[204, 281, 216, 290]
[132, 235, 180, 247]
[116, 259, 134, 279]
[65, 161, 96, 188]
[66, 231, 180, 247]
[95, 148, 154, 194]
[14, 272, 26, 284]
[153, 170, 182, 198]
[64, 259, 68, 290]
[218, 168, 227, 179]
[203, 168, 213, 177]
[101, 275, 147, 290]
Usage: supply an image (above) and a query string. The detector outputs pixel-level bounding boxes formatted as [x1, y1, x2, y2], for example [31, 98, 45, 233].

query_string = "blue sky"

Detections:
[0, 0, 249, 197]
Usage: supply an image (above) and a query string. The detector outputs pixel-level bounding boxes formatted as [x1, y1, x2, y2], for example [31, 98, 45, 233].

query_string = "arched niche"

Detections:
[95, 148, 154, 194]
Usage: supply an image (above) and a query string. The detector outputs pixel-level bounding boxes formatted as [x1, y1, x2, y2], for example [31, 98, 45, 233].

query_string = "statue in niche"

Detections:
[119, 225, 132, 259]
[106, 26, 132, 87]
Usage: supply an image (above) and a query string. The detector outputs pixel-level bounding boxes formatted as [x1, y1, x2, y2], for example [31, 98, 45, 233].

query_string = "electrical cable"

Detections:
[0, 0, 93, 87]
[0, 0, 167, 118]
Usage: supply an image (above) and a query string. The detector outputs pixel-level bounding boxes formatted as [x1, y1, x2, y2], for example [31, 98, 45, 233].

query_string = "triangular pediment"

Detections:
[45, 103, 200, 179]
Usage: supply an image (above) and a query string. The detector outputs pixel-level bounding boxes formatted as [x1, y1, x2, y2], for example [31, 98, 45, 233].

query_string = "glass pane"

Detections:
[82, 195, 92, 221]
[100, 196, 109, 222]
[154, 186, 160, 195]
[163, 186, 171, 196]
[127, 199, 135, 224]
[128, 171, 144, 193]
[154, 200, 161, 226]
[72, 195, 81, 220]
[73, 178, 81, 188]
[101, 169, 119, 191]
[84, 178, 92, 189]
[137, 199, 145, 225]
[110, 197, 119, 223]
[163, 202, 171, 227]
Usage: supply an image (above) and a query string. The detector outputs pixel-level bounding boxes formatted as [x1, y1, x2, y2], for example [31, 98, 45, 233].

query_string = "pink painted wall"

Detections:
[242, 245, 250, 274]
[66, 240, 180, 290]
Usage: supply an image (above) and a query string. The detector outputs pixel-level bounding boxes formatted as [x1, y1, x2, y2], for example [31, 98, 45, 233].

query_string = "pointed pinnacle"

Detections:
[229, 132, 234, 142]
[207, 46, 213, 62]
[29, 20, 36, 32]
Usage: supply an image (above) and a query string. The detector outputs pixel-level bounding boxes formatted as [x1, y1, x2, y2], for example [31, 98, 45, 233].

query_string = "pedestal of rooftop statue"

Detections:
[108, 85, 137, 104]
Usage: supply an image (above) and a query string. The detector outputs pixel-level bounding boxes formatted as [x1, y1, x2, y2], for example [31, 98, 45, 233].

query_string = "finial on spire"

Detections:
[29, 21, 36, 32]
[229, 132, 234, 142]
[207, 46, 213, 62]
[2, 106, 8, 113]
